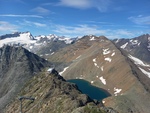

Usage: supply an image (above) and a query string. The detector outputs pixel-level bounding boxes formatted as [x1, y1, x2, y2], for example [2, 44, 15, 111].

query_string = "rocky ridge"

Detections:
[0, 45, 51, 110]
[4, 69, 118, 113]
[47, 35, 150, 113]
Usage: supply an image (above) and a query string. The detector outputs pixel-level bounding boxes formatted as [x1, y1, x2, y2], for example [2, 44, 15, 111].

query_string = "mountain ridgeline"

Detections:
[0, 32, 150, 113]
[47, 35, 150, 113]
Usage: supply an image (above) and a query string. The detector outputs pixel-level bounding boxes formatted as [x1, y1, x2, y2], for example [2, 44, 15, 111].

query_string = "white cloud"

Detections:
[0, 21, 18, 32]
[31, 7, 52, 15]
[23, 20, 47, 27]
[53, 24, 107, 36]
[0, 14, 43, 18]
[58, 0, 91, 9]
[58, 0, 112, 12]
[53, 24, 137, 39]
[128, 15, 150, 25]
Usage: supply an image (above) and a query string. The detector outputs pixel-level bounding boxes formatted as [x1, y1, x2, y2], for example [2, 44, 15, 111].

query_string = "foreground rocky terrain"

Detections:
[4, 69, 117, 113]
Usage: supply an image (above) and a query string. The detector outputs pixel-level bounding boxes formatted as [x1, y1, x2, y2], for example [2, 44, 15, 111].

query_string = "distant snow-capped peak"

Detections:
[0, 31, 36, 47]
[0, 32, 76, 50]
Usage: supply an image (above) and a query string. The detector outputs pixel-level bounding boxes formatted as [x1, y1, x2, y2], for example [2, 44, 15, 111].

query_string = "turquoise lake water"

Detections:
[67, 79, 110, 101]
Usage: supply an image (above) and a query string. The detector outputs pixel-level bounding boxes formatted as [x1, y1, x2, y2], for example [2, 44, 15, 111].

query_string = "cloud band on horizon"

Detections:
[0, 14, 43, 18]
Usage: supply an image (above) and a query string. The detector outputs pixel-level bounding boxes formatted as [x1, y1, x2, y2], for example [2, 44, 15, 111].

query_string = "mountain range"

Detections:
[0, 32, 150, 113]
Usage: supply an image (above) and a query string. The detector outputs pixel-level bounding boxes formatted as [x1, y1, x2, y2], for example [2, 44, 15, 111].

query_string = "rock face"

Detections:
[4, 69, 110, 113]
[0, 45, 51, 110]
[47, 35, 150, 113]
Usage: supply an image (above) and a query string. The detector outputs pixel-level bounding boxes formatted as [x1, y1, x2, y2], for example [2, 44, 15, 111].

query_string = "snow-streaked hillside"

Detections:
[113, 34, 150, 63]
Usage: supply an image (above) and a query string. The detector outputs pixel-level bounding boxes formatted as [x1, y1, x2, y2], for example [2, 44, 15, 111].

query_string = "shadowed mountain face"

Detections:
[0, 45, 51, 110]
[47, 35, 150, 113]
[113, 34, 150, 63]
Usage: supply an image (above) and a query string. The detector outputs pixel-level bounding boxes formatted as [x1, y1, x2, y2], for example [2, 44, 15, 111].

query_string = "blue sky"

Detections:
[0, 0, 150, 39]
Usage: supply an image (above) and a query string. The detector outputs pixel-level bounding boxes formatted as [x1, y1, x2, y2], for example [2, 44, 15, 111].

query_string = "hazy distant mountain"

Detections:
[0, 45, 51, 110]
[47, 35, 150, 113]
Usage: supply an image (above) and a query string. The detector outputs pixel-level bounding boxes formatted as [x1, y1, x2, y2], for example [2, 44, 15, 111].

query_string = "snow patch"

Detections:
[114, 87, 122, 96]
[139, 67, 150, 78]
[93, 58, 96, 62]
[76, 55, 81, 59]
[111, 52, 115, 56]
[91, 81, 94, 84]
[101, 66, 104, 71]
[59, 67, 69, 75]
[90, 36, 96, 41]
[138, 42, 141, 46]
[115, 39, 120, 43]
[103, 48, 111, 55]
[29, 46, 33, 49]
[45, 54, 49, 56]
[93, 58, 99, 68]
[51, 52, 55, 55]
[94, 63, 99, 68]
[120, 42, 128, 49]
[47, 68, 54, 73]
[131, 40, 138, 45]
[76, 77, 83, 79]
[104, 57, 112, 62]
[99, 76, 106, 85]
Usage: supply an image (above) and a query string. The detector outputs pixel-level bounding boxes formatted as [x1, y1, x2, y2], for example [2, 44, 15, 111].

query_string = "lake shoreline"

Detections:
[67, 79, 111, 101]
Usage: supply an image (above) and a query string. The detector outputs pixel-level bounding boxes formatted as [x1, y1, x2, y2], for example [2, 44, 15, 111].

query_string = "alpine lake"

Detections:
[67, 79, 111, 101]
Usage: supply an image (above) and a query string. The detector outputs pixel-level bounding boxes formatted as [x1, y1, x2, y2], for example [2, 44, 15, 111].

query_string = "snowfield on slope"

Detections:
[128, 55, 150, 67]
[139, 67, 150, 78]
[59, 67, 69, 75]
[0, 32, 36, 47]
[120, 42, 128, 49]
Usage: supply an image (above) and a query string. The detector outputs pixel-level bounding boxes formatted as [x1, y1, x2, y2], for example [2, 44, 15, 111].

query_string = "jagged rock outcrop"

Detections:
[0, 45, 51, 110]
